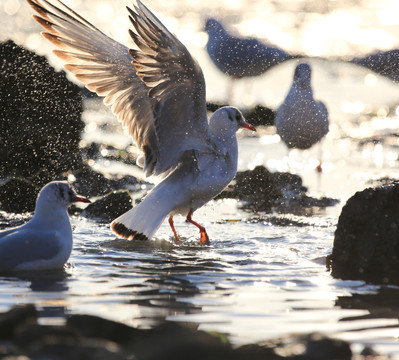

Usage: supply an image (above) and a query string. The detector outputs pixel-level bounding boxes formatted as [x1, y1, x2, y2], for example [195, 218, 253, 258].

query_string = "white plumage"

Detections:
[28, 0, 255, 244]
[0, 181, 90, 271]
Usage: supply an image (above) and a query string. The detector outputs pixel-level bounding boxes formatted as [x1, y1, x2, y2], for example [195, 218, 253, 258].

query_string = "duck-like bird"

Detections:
[0, 181, 90, 271]
[27, 0, 255, 244]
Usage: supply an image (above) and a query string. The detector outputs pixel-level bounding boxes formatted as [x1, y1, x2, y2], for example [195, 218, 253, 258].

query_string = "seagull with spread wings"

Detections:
[27, 0, 255, 244]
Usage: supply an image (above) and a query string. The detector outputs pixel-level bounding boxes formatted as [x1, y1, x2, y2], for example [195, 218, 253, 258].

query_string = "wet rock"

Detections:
[244, 105, 275, 127]
[329, 182, 399, 284]
[70, 165, 141, 198]
[241, 333, 352, 360]
[1, 304, 394, 359]
[0, 304, 38, 340]
[0, 178, 40, 213]
[81, 190, 133, 223]
[0, 40, 85, 184]
[218, 166, 337, 213]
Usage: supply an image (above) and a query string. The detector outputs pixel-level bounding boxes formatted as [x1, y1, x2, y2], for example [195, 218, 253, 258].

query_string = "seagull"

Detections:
[204, 18, 293, 100]
[0, 181, 90, 272]
[27, 0, 255, 245]
[205, 18, 292, 79]
[275, 63, 329, 170]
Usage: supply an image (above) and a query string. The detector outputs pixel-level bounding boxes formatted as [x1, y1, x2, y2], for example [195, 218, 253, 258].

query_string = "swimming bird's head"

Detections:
[36, 181, 91, 211]
[205, 18, 227, 38]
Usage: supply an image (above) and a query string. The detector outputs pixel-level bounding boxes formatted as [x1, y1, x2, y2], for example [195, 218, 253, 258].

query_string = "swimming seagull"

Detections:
[275, 63, 329, 170]
[27, 0, 255, 245]
[0, 181, 90, 272]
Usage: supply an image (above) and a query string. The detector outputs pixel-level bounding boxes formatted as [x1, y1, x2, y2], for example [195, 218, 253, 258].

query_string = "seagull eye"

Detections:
[235, 114, 241, 122]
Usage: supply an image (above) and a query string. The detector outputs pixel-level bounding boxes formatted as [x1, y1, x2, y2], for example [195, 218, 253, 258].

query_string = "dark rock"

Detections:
[81, 142, 102, 161]
[218, 166, 337, 213]
[206, 102, 228, 113]
[244, 105, 275, 127]
[237, 333, 351, 360]
[14, 324, 81, 352]
[329, 182, 399, 284]
[336, 283, 399, 321]
[0, 304, 38, 340]
[0, 178, 40, 213]
[28, 338, 125, 360]
[2, 304, 392, 359]
[81, 190, 133, 223]
[67, 314, 139, 346]
[0, 40, 84, 185]
[70, 165, 141, 198]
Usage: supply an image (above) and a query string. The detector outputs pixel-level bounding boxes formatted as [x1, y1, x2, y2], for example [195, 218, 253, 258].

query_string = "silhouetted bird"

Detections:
[351, 49, 399, 83]
[205, 18, 292, 79]
[275, 63, 329, 171]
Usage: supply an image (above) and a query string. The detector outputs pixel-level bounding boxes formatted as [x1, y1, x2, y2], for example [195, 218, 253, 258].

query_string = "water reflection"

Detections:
[337, 286, 399, 321]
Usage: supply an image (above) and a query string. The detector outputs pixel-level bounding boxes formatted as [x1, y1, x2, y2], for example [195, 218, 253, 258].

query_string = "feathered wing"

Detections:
[28, 0, 211, 176]
[126, 1, 211, 175]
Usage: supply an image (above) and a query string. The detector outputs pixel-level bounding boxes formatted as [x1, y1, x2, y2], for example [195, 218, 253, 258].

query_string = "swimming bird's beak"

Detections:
[73, 195, 91, 204]
[240, 120, 256, 132]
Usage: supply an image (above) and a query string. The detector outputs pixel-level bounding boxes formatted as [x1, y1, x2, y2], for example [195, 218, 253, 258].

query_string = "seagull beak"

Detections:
[240, 120, 256, 132]
[73, 195, 91, 204]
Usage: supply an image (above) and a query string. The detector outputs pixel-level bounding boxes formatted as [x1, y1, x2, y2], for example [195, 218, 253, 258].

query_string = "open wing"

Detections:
[27, 0, 211, 176]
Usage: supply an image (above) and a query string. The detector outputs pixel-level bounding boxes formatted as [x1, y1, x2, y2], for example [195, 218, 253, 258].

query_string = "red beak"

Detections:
[73, 195, 91, 204]
[240, 121, 256, 132]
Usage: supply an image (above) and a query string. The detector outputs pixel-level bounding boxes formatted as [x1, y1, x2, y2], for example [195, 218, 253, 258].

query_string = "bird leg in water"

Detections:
[168, 216, 180, 242]
[186, 209, 210, 245]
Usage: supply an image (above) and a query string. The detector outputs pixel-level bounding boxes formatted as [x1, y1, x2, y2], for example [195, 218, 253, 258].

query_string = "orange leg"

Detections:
[168, 216, 180, 242]
[186, 209, 210, 245]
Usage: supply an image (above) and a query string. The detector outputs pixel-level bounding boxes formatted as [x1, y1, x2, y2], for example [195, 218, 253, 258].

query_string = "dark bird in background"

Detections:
[205, 18, 295, 79]
[350, 49, 399, 83]
[275, 63, 329, 172]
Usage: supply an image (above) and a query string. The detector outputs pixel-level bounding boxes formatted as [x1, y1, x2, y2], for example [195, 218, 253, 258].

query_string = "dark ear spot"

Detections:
[228, 114, 233, 122]
[58, 185, 65, 201]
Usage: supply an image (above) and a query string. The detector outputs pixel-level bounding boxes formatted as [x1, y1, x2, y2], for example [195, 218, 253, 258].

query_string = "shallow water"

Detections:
[3, 0, 399, 357]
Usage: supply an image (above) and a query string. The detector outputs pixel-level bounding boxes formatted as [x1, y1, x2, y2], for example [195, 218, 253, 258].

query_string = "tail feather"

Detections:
[111, 187, 173, 240]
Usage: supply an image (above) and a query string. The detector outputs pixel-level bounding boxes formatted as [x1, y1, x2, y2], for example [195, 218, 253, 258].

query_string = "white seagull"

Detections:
[0, 181, 90, 272]
[275, 63, 329, 169]
[27, 0, 255, 244]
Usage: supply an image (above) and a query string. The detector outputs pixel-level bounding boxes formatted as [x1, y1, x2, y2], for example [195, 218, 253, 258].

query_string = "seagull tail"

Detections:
[110, 186, 173, 241]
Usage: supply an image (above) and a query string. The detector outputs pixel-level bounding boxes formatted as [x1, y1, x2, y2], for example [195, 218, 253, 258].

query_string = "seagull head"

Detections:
[294, 63, 312, 89]
[36, 181, 91, 211]
[209, 106, 256, 136]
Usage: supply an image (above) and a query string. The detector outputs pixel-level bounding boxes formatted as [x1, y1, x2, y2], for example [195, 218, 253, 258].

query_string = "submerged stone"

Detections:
[329, 182, 399, 284]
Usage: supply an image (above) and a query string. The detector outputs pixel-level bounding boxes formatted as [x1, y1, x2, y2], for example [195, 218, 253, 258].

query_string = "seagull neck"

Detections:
[31, 202, 69, 225]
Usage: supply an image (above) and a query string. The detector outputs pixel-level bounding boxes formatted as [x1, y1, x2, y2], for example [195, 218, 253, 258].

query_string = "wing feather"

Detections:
[28, 0, 211, 177]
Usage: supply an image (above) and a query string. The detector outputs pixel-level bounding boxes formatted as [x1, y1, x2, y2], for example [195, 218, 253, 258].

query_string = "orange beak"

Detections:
[73, 195, 91, 204]
[240, 121, 256, 132]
